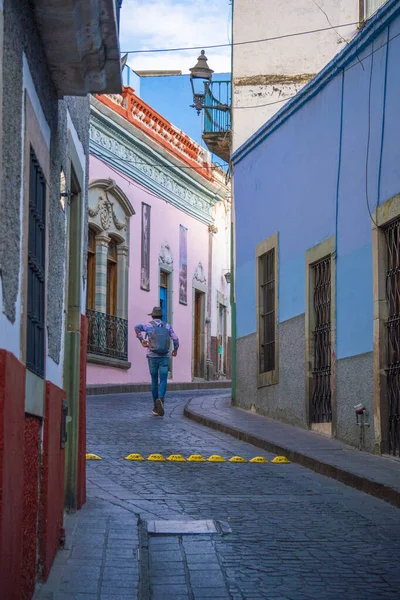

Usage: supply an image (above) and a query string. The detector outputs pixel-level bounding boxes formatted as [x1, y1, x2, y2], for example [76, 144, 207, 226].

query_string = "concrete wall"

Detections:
[232, 7, 400, 451]
[232, 0, 360, 151]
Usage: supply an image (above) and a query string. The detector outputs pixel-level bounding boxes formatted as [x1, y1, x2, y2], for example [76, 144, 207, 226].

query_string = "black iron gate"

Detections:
[384, 219, 400, 456]
[310, 257, 332, 423]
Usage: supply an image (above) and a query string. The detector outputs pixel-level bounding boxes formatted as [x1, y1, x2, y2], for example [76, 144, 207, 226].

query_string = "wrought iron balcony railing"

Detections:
[87, 309, 128, 361]
[202, 80, 231, 163]
[203, 80, 231, 135]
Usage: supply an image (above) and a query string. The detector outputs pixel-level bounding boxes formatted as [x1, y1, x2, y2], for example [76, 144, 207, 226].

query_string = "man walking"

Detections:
[135, 307, 179, 416]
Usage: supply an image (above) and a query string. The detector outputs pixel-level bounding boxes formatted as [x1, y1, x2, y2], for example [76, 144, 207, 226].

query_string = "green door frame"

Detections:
[64, 133, 84, 511]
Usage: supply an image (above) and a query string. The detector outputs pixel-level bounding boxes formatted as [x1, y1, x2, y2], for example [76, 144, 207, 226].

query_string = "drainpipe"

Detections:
[229, 0, 236, 404]
[206, 224, 217, 380]
[230, 185, 236, 404]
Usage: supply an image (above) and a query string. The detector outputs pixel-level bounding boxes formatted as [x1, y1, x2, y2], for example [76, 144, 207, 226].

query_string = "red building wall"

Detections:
[38, 382, 66, 580]
[21, 416, 41, 600]
[0, 349, 74, 599]
[0, 350, 25, 600]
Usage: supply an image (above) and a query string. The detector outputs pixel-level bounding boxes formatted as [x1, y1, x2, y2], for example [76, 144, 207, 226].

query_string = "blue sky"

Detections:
[119, 0, 232, 74]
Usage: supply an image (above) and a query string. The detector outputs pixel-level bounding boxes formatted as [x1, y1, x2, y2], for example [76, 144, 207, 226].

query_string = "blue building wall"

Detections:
[122, 65, 230, 162]
[233, 10, 400, 361]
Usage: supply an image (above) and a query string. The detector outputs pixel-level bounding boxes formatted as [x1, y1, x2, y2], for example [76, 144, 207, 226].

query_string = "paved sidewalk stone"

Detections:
[35, 390, 400, 600]
[185, 393, 400, 507]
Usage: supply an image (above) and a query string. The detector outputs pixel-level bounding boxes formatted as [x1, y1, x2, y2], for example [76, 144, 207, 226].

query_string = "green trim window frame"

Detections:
[256, 233, 279, 388]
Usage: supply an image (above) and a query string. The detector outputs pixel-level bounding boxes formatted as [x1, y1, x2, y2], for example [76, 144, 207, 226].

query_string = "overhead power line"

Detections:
[121, 22, 359, 54]
[233, 30, 400, 110]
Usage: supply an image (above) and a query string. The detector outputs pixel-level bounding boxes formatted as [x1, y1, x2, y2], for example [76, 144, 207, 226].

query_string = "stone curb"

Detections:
[184, 398, 400, 509]
[87, 380, 231, 396]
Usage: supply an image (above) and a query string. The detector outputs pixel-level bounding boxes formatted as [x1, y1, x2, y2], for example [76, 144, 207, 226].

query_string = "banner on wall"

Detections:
[179, 224, 188, 305]
[141, 203, 151, 291]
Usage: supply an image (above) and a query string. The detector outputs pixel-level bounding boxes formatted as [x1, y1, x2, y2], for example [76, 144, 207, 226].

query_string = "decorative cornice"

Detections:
[97, 88, 213, 181]
[89, 113, 218, 225]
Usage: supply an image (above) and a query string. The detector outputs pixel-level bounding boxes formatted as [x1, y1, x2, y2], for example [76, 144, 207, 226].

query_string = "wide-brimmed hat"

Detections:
[148, 306, 163, 319]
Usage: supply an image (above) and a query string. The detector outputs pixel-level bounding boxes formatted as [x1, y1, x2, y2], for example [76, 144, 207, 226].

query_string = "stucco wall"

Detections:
[232, 0, 359, 150]
[0, 0, 90, 372]
[233, 9, 400, 447]
[210, 198, 231, 339]
[86, 156, 211, 385]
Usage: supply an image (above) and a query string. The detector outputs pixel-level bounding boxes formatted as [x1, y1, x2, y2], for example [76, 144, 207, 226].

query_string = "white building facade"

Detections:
[231, 0, 388, 151]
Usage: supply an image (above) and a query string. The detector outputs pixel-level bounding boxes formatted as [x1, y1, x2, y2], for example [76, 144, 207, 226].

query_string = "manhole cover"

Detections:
[147, 520, 217, 534]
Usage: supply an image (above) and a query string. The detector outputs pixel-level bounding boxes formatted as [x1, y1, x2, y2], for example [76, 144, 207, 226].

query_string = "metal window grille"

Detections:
[259, 249, 275, 374]
[384, 219, 400, 456]
[26, 148, 46, 378]
[310, 257, 332, 423]
[87, 309, 128, 361]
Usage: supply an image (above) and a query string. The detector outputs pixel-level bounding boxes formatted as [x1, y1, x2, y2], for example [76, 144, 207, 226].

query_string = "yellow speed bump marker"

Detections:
[187, 454, 206, 462]
[125, 453, 144, 461]
[167, 454, 186, 462]
[86, 453, 102, 460]
[208, 455, 226, 462]
[250, 456, 268, 463]
[147, 453, 166, 462]
[229, 456, 247, 463]
[272, 456, 291, 464]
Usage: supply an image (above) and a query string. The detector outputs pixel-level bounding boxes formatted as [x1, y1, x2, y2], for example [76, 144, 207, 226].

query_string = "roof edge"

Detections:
[232, 0, 400, 165]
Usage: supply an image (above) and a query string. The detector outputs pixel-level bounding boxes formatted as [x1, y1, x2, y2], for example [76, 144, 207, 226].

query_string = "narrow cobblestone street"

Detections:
[36, 391, 400, 600]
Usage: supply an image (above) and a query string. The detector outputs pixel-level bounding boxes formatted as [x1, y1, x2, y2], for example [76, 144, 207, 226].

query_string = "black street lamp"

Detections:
[189, 50, 214, 115]
[189, 50, 231, 116]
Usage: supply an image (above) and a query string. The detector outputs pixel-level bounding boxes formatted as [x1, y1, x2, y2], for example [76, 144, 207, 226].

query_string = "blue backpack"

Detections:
[148, 321, 171, 355]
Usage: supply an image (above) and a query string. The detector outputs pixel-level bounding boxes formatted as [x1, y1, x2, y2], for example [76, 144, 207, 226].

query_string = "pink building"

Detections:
[86, 89, 231, 389]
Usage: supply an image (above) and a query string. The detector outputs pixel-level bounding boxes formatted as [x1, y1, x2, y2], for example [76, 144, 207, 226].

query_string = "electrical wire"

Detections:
[121, 22, 359, 54]
[103, 154, 229, 208]
[232, 30, 400, 110]
[365, 38, 378, 228]
[310, 0, 365, 70]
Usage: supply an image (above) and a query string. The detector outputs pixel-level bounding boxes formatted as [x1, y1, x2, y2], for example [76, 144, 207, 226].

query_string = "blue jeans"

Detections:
[147, 356, 170, 406]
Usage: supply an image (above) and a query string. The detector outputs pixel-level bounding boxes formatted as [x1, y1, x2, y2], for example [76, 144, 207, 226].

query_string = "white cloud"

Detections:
[120, 0, 232, 73]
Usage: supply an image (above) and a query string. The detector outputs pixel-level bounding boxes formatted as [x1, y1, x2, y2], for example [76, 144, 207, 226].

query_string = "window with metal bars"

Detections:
[26, 147, 46, 377]
[310, 257, 332, 423]
[384, 218, 400, 456]
[259, 249, 275, 374]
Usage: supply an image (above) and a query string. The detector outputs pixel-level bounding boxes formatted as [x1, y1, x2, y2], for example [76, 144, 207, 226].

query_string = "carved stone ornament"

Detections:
[193, 262, 207, 285]
[88, 192, 128, 232]
[159, 242, 173, 267]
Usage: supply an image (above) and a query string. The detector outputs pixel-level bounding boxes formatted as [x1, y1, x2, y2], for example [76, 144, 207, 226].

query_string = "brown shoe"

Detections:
[152, 408, 159, 416]
[156, 398, 164, 417]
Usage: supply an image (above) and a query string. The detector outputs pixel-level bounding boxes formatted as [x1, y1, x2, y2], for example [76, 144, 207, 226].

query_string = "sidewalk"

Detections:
[184, 394, 400, 508]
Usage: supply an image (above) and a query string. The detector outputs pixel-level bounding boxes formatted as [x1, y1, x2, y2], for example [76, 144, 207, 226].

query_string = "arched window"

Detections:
[87, 179, 135, 366]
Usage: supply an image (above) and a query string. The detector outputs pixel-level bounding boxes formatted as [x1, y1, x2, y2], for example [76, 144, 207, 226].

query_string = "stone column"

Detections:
[116, 243, 129, 319]
[95, 233, 110, 313]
